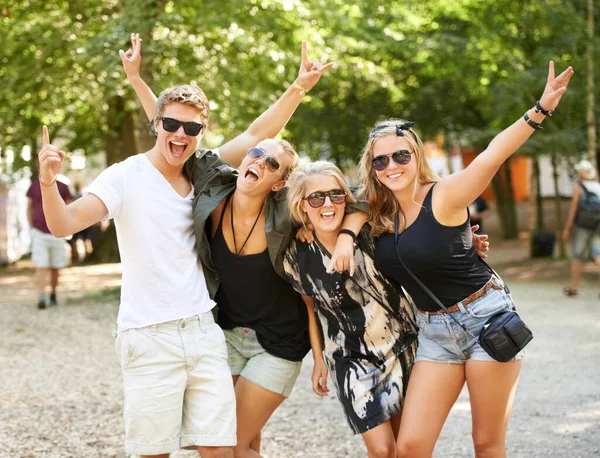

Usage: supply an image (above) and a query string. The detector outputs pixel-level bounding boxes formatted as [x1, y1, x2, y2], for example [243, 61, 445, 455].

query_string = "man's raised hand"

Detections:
[119, 32, 142, 80]
[38, 126, 65, 187]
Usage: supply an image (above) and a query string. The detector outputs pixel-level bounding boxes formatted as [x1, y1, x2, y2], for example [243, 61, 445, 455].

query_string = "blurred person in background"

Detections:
[26, 175, 72, 309]
[68, 181, 93, 264]
[562, 159, 600, 297]
[469, 195, 490, 235]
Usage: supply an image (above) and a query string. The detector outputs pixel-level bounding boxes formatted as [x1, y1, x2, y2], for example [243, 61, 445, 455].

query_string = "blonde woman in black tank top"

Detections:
[352, 63, 574, 457]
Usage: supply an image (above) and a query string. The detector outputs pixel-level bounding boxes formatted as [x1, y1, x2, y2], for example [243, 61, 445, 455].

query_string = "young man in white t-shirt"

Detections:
[39, 85, 238, 457]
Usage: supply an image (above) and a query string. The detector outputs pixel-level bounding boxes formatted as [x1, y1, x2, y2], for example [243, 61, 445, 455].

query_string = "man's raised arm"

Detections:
[121, 34, 333, 168]
[38, 126, 108, 238]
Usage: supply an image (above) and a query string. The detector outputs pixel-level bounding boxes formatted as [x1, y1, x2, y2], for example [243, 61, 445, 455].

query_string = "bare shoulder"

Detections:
[430, 179, 468, 226]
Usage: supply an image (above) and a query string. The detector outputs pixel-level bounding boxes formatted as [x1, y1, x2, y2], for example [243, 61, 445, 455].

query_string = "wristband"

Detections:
[291, 80, 308, 96]
[534, 101, 553, 117]
[39, 177, 57, 187]
[523, 112, 543, 131]
[338, 229, 357, 243]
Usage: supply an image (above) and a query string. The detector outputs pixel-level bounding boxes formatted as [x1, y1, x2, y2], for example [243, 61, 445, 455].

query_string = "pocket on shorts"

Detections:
[208, 322, 227, 345]
[115, 329, 136, 370]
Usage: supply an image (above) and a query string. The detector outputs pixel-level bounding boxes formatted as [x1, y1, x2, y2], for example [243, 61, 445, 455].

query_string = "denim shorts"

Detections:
[572, 226, 600, 259]
[224, 327, 302, 398]
[415, 277, 525, 364]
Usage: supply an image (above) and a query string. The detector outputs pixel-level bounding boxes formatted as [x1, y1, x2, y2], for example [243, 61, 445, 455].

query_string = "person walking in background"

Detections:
[562, 159, 600, 298]
[469, 195, 490, 235]
[68, 181, 93, 264]
[26, 176, 72, 309]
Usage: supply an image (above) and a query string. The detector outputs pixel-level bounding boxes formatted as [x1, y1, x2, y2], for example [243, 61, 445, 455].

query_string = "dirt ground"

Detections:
[1, 241, 599, 457]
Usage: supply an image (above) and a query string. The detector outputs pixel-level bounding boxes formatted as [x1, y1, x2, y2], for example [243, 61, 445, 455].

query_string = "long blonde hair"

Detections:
[357, 119, 439, 236]
[287, 160, 355, 229]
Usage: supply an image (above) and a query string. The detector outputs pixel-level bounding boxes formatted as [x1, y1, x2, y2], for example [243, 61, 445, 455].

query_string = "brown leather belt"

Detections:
[418, 278, 504, 315]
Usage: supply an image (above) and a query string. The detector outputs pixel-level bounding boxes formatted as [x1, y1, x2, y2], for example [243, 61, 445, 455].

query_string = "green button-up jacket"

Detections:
[185, 149, 368, 299]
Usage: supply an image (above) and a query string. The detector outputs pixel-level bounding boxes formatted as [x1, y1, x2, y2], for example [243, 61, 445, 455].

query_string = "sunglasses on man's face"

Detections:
[247, 147, 281, 173]
[371, 149, 413, 172]
[159, 116, 205, 136]
[303, 189, 347, 208]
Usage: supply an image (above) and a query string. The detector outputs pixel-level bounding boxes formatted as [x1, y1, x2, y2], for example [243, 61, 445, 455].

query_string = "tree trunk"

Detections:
[587, 0, 598, 174]
[89, 1, 165, 264]
[551, 154, 566, 258]
[87, 96, 137, 263]
[533, 158, 544, 231]
[528, 157, 537, 257]
[491, 160, 519, 240]
[122, 0, 161, 154]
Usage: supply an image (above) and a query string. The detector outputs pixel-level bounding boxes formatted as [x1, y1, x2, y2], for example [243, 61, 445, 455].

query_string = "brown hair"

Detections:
[357, 119, 439, 236]
[154, 84, 210, 123]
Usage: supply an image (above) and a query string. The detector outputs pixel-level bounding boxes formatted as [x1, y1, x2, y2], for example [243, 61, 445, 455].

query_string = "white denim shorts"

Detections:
[115, 312, 236, 455]
[31, 228, 67, 269]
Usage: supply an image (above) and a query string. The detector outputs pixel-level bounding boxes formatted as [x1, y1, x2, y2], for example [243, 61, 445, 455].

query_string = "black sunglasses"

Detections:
[371, 149, 413, 172]
[158, 116, 205, 136]
[303, 189, 347, 208]
[247, 147, 281, 173]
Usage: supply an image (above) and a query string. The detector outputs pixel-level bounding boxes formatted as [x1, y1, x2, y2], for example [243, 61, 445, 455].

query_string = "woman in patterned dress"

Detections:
[283, 161, 418, 458]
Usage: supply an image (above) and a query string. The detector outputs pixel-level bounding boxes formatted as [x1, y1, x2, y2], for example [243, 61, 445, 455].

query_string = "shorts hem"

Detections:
[415, 356, 465, 365]
[228, 365, 245, 376]
[125, 438, 180, 455]
[33, 263, 66, 269]
[469, 352, 525, 362]
[241, 372, 295, 398]
[181, 434, 237, 448]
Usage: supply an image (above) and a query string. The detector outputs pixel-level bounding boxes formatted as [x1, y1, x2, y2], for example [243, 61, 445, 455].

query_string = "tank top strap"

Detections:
[217, 193, 232, 232]
[423, 182, 438, 212]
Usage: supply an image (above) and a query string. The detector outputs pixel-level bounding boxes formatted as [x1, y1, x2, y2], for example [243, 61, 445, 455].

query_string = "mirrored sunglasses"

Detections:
[159, 116, 204, 136]
[303, 189, 347, 208]
[247, 147, 281, 173]
[371, 149, 412, 172]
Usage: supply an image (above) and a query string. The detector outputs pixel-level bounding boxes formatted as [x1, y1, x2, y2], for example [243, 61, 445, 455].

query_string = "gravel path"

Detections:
[1, 258, 599, 458]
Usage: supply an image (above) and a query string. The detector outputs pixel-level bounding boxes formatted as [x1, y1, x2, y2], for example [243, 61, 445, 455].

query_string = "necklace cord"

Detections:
[230, 196, 265, 256]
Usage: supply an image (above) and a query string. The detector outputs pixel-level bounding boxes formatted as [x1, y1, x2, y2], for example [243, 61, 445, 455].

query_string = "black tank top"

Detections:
[210, 196, 310, 361]
[374, 184, 491, 312]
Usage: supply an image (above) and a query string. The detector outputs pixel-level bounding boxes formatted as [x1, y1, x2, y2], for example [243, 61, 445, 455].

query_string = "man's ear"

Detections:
[148, 118, 159, 137]
[271, 180, 286, 193]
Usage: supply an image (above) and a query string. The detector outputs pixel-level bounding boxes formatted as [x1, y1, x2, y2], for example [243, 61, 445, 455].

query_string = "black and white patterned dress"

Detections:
[283, 226, 418, 434]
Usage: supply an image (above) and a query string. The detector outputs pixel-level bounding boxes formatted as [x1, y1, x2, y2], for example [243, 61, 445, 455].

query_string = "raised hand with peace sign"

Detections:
[38, 125, 65, 187]
[294, 41, 334, 92]
[538, 61, 574, 114]
[119, 33, 142, 81]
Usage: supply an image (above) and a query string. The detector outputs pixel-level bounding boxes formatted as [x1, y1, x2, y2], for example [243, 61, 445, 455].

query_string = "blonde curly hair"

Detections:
[287, 160, 355, 229]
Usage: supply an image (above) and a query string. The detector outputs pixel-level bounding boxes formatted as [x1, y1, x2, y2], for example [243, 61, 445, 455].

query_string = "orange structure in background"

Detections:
[461, 150, 530, 203]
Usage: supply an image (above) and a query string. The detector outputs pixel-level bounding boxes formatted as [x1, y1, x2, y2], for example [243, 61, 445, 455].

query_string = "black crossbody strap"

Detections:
[394, 213, 476, 337]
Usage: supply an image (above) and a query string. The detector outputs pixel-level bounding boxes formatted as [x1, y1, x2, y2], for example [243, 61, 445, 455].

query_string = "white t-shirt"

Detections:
[86, 154, 215, 330]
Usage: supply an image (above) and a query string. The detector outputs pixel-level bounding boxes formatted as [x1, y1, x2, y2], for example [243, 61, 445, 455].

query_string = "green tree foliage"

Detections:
[0, 0, 597, 241]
